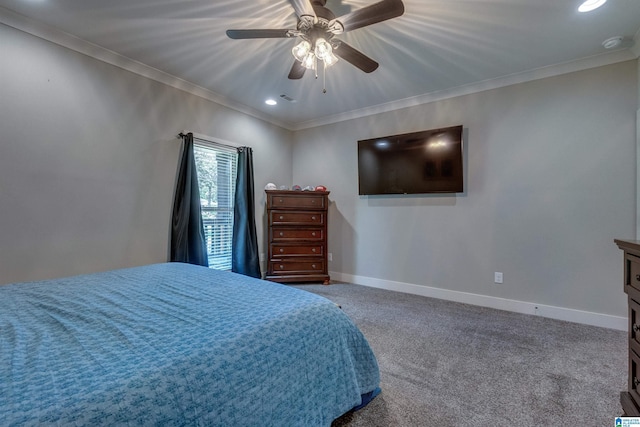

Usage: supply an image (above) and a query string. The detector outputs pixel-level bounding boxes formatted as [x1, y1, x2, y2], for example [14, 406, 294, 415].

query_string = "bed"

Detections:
[0, 262, 380, 426]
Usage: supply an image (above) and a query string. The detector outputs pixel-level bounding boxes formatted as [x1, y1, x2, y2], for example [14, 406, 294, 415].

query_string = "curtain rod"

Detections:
[177, 131, 242, 151]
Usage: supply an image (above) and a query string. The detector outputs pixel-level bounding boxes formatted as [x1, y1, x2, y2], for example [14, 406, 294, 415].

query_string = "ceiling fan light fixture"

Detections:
[324, 52, 339, 67]
[578, 0, 607, 12]
[226, 0, 405, 87]
[292, 36, 338, 71]
[314, 38, 333, 60]
[302, 52, 316, 70]
[292, 40, 311, 62]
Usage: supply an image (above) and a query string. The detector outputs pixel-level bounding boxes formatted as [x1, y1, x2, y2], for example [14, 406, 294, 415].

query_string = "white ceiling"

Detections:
[1, 0, 639, 130]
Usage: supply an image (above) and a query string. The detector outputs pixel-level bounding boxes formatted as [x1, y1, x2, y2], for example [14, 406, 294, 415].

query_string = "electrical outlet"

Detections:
[328, 253, 333, 262]
[494, 272, 503, 284]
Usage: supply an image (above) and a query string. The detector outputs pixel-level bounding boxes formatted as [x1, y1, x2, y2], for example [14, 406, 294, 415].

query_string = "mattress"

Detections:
[0, 262, 379, 426]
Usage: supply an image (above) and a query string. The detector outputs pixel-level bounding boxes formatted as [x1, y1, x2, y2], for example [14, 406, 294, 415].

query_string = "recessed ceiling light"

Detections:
[578, 0, 607, 12]
[265, 99, 277, 106]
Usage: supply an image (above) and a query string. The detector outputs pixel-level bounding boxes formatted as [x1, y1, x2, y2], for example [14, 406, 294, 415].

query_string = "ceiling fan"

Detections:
[226, 0, 405, 80]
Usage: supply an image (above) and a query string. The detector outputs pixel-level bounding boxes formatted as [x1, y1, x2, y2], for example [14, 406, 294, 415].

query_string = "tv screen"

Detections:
[357, 125, 463, 195]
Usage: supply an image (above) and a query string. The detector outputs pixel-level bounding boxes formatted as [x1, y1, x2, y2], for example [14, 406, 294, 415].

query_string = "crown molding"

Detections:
[2, 6, 636, 133]
[292, 48, 637, 130]
[0, 6, 295, 131]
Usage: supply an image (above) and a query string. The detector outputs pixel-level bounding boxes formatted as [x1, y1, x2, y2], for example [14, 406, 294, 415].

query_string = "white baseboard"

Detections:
[330, 271, 627, 331]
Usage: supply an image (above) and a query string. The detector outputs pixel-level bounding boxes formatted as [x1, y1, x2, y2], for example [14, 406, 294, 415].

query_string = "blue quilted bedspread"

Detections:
[0, 263, 379, 426]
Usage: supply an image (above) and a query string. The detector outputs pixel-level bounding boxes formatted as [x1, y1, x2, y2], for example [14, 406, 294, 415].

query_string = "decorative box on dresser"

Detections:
[615, 239, 640, 416]
[265, 190, 330, 284]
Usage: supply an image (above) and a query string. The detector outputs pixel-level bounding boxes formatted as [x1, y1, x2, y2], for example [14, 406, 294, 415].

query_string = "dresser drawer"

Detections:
[631, 349, 640, 404]
[269, 259, 326, 275]
[268, 193, 327, 209]
[631, 298, 640, 357]
[626, 253, 640, 293]
[271, 244, 324, 258]
[270, 211, 325, 226]
[270, 227, 324, 242]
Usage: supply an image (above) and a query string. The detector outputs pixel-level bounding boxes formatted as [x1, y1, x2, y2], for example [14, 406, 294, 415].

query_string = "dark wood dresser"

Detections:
[265, 190, 330, 284]
[615, 239, 640, 416]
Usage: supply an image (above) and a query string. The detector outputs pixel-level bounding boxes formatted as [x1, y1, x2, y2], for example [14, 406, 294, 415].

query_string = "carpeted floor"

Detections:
[293, 283, 627, 427]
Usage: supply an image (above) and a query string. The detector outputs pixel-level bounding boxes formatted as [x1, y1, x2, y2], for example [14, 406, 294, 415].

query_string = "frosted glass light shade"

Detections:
[314, 38, 332, 60]
[292, 40, 311, 62]
[302, 53, 316, 69]
[324, 52, 339, 67]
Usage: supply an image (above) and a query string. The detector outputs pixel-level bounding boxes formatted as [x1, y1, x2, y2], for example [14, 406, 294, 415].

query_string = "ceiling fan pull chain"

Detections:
[323, 61, 327, 94]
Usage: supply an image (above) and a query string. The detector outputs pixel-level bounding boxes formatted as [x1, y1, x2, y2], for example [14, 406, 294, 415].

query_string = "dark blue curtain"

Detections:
[170, 133, 209, 267]
[232, 147, 261, 278]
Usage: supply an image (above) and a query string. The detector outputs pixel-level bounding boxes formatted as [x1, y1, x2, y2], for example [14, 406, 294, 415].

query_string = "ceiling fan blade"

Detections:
[289, 0, 316, 19]
[288, 61, 306, 80]
[226, 29, 291, 39]
[333, 41, 379, 73]
[336, 0, 404, 32]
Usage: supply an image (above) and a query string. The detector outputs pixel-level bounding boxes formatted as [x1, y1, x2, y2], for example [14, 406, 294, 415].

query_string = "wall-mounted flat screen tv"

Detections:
[357, 125, 464, 195]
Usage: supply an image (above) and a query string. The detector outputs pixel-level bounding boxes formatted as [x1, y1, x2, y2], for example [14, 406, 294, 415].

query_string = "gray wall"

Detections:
[292, 60, 638, 318]
[0, 23, 292, 284]
[2, 20, 638, 321]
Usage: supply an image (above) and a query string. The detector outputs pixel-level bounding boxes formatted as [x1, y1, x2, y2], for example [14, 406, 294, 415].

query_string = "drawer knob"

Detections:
[279, 248, 284, 253]
[636, 274, 640, 282]
[279, 215, 284, 220]
[279, 232, 284, 237]
[312, 232, 316, 236]
[312, 264, 317, 269]
[278, 199, 283, 203]
[312, 216, 316, 220]
[634, 324, 640, 333]
[312, 248, 316, 253]
[279, 265, 284, 269]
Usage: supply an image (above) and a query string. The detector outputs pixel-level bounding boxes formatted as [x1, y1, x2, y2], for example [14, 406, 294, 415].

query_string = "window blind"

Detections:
[193, 142, 238, 271]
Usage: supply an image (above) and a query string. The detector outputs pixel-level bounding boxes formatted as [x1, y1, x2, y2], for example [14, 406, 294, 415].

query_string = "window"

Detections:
[193, 141, 237, 270]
